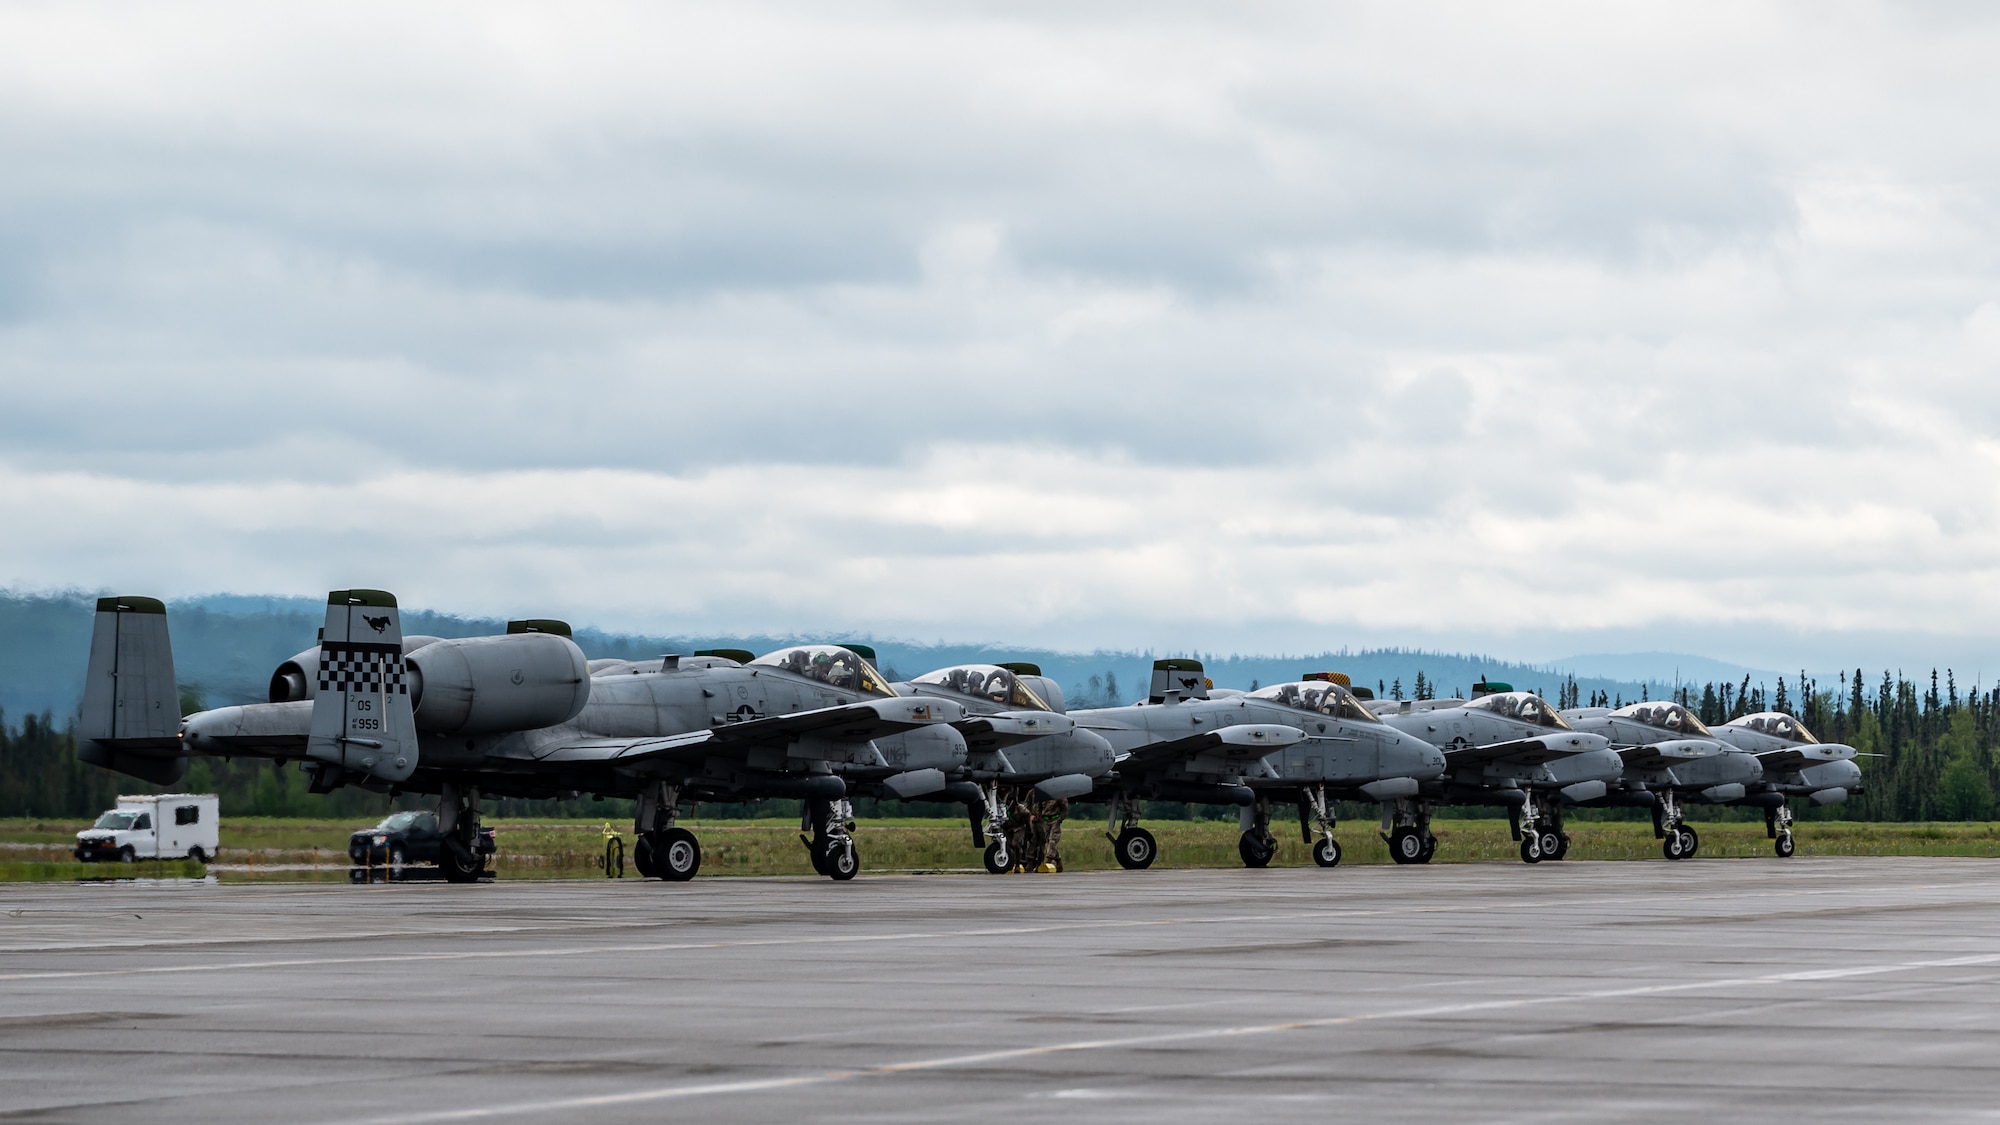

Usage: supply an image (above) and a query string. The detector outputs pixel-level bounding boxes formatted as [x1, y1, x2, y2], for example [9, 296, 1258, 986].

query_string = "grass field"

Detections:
[5, 816, 2000, 882]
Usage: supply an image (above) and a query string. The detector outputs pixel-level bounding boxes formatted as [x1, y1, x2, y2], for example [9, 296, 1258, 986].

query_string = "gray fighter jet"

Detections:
[80, 592, 968, 881]
[1709, 711, 1863, 857]
[1071, 661, 1446, 870]
[1370, 683, 1621, 864]
[1559, 700, 1765, 860]
[889, 661, 1116, 874]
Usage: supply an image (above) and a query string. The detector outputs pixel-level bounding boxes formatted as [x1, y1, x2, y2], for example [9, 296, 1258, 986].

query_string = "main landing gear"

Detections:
[802, 795, 859, 881]
[1105, 793, 1157, 870]
[1299, 784, 1342, 868]
[1238, 796, 1279, 868]
[633, 783, 702, 881]
[1654, 791, 1700, 860]
[437, 781, 494, 884]
[1509, 791, 1570, 865]
[1766, 803, 1796, 858]
[1383, 797, 1436, 865]
[971, 782, 1013, 875]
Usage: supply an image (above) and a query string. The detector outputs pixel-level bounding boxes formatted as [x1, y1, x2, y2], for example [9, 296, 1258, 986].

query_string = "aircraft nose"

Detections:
[1074, 728, 1118, 769]
[1395, 731, 1447, 778]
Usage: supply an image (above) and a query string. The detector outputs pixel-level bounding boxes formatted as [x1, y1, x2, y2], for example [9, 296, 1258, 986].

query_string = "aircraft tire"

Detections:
[1312, 837, 1342, 867]
[1114, 827, 1157, 870]
[1663, 831, 1686, 861]
[1417, 834, 1437, 864]
[633, 835, 661, 878]
[1551, 833, 1570, 861]
[1238, 831, 1276, 869]
[1519, 836, 1542, 864]
[1388, 827, 1425, 864]
[820, 838, 859, 881]
[982, 841, 1012, 874]
[1775, 831, 1795, 858]
[1680, 826, 1700, 857]
[1537, 830, 1563, 861]
[441, 840, 484, 883]
[657, 828, 701, 881]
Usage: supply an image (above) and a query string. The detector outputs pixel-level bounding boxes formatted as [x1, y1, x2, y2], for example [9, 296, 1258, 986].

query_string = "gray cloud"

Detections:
[3, 1, 2000, 669]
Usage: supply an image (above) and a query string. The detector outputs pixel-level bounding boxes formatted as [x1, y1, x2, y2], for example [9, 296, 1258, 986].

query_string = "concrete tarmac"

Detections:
[3, 856, 1999, 1122]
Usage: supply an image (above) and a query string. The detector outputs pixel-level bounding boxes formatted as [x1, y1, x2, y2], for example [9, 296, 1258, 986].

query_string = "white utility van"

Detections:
[74, 794, 220, 863]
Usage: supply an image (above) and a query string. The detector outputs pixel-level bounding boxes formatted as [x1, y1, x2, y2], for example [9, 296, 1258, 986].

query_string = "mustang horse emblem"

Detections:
[362, 614, 392, 634]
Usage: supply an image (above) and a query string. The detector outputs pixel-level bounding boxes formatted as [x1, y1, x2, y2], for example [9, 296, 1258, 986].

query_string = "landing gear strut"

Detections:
[437, 781, 491, 884]
[1510, 791, 1569, 865]
[1383, 797, 1435, 865]
[972, 782, 1012, 874]
[802, 795, 859, 881]
[1238, 796, 1279, 868]
[1766, 804, 1796, 858]
[1106, 793, 1156, 870]
[1299, 785, 1341, 868]
[633, 783, 701, 881]
[1655, 791, 1698, 860]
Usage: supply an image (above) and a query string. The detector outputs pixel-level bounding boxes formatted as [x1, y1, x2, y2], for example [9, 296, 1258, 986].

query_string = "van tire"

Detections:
[117, 846, 135, 863]
[187, 846, 208, 864]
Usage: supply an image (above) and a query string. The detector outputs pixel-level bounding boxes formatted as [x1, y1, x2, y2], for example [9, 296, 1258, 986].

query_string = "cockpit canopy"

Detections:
[1246, 681, 1381, 723]
[1612, 701, 1713, 737]
[911, 664, 1051, 711]
[1731, 711, 1818, 744]
[750, 645, 895, 698]
[1466, 691, 1571, 729]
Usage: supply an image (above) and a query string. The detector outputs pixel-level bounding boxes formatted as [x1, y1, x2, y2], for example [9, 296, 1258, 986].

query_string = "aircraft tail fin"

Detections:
[306, 589, 420, 784]
[1147, 658, 1209, 704]
[77, 596, 188, 785]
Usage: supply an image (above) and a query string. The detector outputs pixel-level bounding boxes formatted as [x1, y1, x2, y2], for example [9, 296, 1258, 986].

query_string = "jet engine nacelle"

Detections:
[270, 635, 445, 703]
[406, 633, 590, 735]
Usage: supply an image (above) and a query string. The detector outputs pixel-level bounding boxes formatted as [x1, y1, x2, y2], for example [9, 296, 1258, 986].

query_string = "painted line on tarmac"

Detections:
[320, 950, 2000, 1125]
[2, 879, 1993, 982]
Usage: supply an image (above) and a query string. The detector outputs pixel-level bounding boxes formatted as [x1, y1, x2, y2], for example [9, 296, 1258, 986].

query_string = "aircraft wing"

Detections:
[1617, 738, 1722, 770]
[954, 711, 1077, 750]
[532, 697, 965, 766]
[1112, 724, 1304, 770]
[1445, 732, 1608, 767]
[1756, 743, 1858, 772]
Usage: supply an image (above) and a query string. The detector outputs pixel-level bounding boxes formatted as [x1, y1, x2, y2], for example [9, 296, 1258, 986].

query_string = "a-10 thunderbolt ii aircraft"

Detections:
[1069, 661, 1447, 870]
[79, 591, 968, 881]
[1558, 700, 1765, 860]
[1367, 682, 1622, 864]
[886, 661, 1117, 874]
[1707, 711, 1863, 857]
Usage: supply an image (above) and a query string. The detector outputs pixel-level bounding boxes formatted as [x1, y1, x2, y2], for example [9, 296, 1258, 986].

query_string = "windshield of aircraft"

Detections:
[750, 646, 896, 697]
[1737, 712, 1818, 743]
[91, 811, 138, 830]
[1247, 681, 1381, 723]
[911, 665, 1051, 710]
[1614, 702, 1714, 737]
[1467, 691, 1572, 729]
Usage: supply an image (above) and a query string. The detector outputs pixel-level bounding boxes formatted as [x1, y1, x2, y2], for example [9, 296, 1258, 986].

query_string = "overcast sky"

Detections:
[4, 2, 1999, 676]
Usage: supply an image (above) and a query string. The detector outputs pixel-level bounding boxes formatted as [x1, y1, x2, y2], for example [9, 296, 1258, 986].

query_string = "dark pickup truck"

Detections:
[348, 811, 494, 872]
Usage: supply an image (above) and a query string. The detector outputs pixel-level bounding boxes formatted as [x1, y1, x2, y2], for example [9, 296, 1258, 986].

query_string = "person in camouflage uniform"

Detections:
[1033, 797, 1068, 872]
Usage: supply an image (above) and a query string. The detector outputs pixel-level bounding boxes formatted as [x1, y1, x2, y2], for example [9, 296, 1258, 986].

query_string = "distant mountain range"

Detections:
[1, 590, 1788, 723]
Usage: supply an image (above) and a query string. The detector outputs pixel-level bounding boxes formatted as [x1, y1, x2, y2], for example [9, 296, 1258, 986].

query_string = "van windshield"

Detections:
[92, 811, 137, 830]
